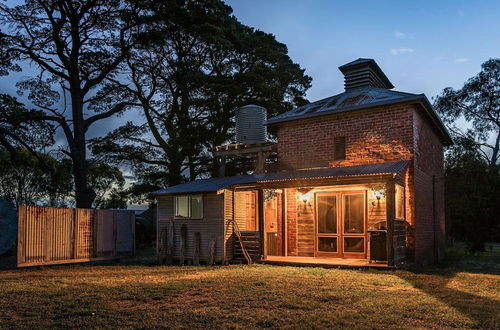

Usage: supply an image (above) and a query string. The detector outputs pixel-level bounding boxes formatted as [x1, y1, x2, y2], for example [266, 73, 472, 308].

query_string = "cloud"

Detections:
[394, 31, 406, 39]
[394, 31, 413, 39]
[454, 57, 470, 63]
[390, 48, 415, 55]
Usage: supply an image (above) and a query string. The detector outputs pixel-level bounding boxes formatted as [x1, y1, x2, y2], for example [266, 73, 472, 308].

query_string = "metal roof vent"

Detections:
[235, 104, 267, 144]
[339, 58, 394, 91]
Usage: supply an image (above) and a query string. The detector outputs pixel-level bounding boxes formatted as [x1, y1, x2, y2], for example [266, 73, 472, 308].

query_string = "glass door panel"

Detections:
[344, 237, 364, 253]
[317, 196, 337, 234]
[343, 194, 364, 234]
[318, 237, 337, 252]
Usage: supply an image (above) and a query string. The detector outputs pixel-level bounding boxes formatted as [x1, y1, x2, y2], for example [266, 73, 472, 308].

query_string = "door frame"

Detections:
[314, 190, 367, 258]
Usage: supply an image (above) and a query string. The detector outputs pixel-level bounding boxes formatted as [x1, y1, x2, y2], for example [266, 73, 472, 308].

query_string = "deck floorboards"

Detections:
[260, 256, 392, 269]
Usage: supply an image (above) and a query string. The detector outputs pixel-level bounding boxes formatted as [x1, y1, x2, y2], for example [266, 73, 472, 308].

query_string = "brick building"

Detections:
[152, 58, 452, 267]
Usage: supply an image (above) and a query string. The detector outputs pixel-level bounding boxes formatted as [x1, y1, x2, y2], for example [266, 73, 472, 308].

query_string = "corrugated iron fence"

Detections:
[17, 206, 135, 267]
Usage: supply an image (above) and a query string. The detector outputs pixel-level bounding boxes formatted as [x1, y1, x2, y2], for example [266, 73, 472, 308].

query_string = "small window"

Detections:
[174, 195, 203, 219]
[334, 137, 346, 160]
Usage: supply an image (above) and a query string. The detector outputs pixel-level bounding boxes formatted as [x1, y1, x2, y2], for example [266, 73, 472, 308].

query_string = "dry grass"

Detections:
[0, 259, 498, 329]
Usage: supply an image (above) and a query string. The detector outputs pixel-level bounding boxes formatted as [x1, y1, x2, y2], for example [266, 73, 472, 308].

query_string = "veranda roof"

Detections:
[151, 160, 409, 196]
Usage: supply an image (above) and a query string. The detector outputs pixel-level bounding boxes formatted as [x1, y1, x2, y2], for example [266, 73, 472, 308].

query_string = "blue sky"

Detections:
[226, 0, 500, 101]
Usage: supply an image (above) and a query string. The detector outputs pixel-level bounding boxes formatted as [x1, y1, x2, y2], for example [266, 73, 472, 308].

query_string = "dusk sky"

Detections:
[226, 0, 500, 102]
[1, 1, 499, 142]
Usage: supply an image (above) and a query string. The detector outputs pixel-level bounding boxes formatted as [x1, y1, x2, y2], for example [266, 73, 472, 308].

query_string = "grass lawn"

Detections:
[0, 256, 498, 329]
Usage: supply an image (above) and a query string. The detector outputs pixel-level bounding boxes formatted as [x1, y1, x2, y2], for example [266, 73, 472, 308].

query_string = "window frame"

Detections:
[174, 194, 204, 219]
[334, 136, 346, 160]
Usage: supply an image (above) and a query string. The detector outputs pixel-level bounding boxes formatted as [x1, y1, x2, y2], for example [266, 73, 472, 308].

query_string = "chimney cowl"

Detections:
[338, 58, 394, 91]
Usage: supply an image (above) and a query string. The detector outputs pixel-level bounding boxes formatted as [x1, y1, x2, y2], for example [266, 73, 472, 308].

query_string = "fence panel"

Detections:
[17, 206, 135, 267]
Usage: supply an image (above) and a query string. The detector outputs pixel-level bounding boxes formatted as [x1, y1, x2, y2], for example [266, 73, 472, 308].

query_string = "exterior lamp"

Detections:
[299, 191, 311, 203]
[371, 185, 386, 206]
[298, 188, 312, 204]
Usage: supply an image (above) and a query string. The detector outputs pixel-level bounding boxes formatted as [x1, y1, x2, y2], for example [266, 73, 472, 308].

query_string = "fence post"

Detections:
[17, 206, 25, 265]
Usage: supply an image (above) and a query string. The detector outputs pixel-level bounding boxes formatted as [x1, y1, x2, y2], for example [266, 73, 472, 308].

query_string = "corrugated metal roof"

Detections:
[266, 87, 420, 125]
[151, 161, 409, 195]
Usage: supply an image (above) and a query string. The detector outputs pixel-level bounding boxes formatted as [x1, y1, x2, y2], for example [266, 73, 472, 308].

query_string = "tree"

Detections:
[91, 0, 311, 199]
[444, 141, 500, 251]
[0, 147, 73, 207]
[0, 0, 148, 207]
[88, 162, 127, 209]
[434, 58, 500, 167]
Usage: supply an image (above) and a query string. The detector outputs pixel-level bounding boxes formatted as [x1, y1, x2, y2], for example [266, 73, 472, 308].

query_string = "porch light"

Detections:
[298, 188, 312, 203]
[371, 185, 386, 205]
[299, 191, 311, 202]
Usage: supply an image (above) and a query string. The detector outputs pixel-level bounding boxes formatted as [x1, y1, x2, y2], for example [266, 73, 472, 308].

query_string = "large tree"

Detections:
[91, 0, 311, 198]
[434, 58, 500, 167]
[0, 0, 148, 207]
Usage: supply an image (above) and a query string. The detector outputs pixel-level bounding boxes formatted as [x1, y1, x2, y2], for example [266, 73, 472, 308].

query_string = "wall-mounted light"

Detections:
[371, 185, 386, 206]
[297, 188, 312, 205]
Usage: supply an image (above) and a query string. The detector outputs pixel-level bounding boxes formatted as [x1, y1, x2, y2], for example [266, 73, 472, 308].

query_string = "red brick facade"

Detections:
[274, 103, 446, 264]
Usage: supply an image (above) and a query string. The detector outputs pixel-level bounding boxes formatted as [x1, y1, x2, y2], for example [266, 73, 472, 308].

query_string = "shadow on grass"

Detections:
[397, 251, 499, 328]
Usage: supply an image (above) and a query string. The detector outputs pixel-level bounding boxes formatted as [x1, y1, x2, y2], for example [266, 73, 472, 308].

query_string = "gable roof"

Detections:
[151, 161, 409, 196]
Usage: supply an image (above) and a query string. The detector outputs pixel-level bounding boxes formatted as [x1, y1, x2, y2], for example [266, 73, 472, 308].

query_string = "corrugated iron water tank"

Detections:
[235, 105, 267, 144]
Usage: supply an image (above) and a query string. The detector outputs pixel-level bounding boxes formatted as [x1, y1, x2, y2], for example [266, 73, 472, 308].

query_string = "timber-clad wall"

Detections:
[157, 193, 225, 263]
[224, 190, 234, 263]
[287, 183, 395, 259]
[393, 219, 407, 266]
[17, 206, 135, 267]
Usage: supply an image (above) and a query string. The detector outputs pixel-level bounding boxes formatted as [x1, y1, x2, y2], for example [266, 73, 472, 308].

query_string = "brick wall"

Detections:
[412, 110, 445, 264]
[274, 103, 445, 264]
[276, 104, 414, 170]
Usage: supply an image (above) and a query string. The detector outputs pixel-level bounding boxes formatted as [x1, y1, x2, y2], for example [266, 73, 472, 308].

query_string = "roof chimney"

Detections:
[338, 58, 394, 91]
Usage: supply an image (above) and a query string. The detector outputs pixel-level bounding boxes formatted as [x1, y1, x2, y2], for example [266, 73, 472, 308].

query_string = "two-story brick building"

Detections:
[152, 58, 452, 267]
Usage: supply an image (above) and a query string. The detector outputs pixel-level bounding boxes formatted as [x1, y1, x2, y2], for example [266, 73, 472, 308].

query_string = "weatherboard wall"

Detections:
[157, 193, 225, 263]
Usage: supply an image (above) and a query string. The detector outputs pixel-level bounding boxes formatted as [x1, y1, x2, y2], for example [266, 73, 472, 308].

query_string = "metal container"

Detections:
[235, 105, 267, 144]
[368, 229, 387, 263]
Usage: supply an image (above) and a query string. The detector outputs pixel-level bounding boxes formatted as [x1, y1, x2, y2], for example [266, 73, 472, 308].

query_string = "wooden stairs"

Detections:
[233, 231, 261, 263]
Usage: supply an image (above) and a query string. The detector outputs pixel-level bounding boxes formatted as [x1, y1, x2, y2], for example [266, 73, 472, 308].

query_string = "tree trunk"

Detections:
[71, 91, 96, 208]
[489, 131, 500, 168]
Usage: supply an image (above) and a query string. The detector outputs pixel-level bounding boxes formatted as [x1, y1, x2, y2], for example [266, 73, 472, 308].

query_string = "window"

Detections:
[174, 195, 203, 218]
[334, 137, 346, 160]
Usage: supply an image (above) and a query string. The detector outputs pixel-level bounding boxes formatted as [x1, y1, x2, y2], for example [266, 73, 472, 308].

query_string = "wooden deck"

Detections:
[260, 256, 392, 269]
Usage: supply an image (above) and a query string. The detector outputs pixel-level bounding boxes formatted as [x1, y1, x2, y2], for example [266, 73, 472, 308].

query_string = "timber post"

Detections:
[208, 237, 216, 265]
[193, 232, 201, 266]
[386, 177, 396, 267]
[180, 224, 187, 265]
[166, 219, 174, 265]
[258, 189, 265, 260]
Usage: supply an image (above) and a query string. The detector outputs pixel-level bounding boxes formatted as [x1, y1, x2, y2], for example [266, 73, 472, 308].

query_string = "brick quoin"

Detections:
[274, 103, 446, 265]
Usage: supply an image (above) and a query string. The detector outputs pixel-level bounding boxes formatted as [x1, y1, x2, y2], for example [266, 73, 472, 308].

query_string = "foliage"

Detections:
[444, 142, 500, 251]
[0, 0, 150, 207]
[0, 148, 72, 207]
[88, 162, 127, 209]
[434, 58, 500, 167]
[90, 0, 311, 201]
